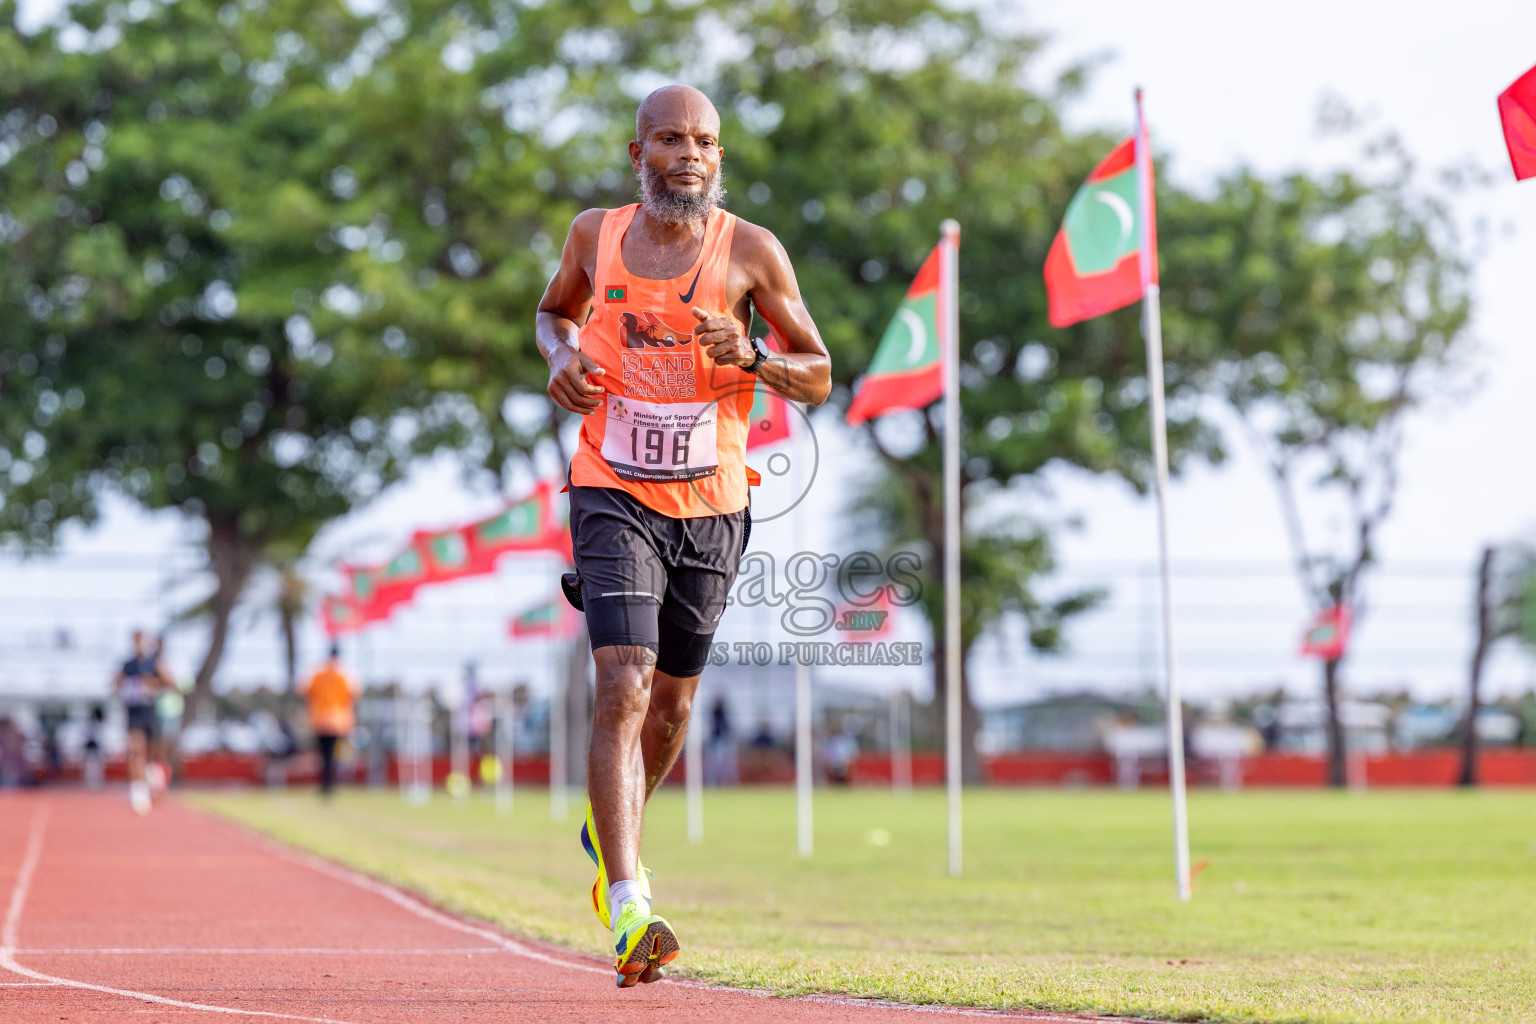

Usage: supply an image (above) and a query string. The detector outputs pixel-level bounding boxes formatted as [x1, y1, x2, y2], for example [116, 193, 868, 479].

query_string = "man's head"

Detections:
[132, 630, 148, 655]
[630, 85, 725, 225]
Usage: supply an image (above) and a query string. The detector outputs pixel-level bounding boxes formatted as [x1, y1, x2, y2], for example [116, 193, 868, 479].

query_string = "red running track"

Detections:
[1, 791, 1114, 1023]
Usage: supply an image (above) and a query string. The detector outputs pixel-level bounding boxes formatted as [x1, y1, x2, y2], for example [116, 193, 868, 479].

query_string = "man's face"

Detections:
[132, 631, 147, 655]
[630, 93, 724, 224]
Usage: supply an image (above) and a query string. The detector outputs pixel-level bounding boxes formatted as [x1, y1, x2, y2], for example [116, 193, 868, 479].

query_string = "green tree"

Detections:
[1460, 544, 1536, 785]
[0, 0, 468, 715]
[1158, 118, 1474, 786]
[692, 5, 1219, 780]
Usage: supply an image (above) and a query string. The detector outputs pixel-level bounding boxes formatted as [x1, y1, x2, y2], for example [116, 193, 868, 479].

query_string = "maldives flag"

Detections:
[1499, 64, 1536, 181]
[508, 596, 577, 639]
[339, 564, 389, 621]
[1300, 606, 1353, 661]
[746, 330, 791, 449]
[417, 526, 475, 583]
[370, 545, 427, 615]
[1044, 136, 1157, 327]
[846, 236, 950, 426]
[465, 482, 563, 574]
[327, 559, 406, 628]
[320, 594, 367, 637]
[832, 586, 896, 639]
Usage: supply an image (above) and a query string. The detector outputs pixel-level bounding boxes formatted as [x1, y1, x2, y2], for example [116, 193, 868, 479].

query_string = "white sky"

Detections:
[6, 0, 1536, 710]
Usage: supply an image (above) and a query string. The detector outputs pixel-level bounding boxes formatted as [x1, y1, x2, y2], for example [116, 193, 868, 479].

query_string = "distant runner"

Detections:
[111, 629, 171, 815]
[536, 84, 831, 987]
[300, 643, 359, 798]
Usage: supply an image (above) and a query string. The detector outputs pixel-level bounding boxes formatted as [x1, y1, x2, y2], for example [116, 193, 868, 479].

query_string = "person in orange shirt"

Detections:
[300, 644, 359, 797]
[536, 85, 831, 986]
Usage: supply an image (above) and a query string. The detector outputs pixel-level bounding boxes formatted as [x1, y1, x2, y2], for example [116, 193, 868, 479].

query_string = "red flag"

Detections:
[322, 481, 571, 632]
[832, 587, 896, 639]
[416, 525, 477, 584]
[1300, 606, 1353, 661]
[1499, 64, 1536, 181]
[746, 330, 792, 450]
[846, 235, 950, 425]
[320, 594, 367, 637]
[1043, 136, 1157, 327]
[508, 596, 578, 639]
[464, 481, 566, 574]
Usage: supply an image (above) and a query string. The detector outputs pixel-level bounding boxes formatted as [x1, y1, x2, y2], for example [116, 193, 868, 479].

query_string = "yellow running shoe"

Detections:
[579, 802, 651, 929]
[611, 899, 679, 989]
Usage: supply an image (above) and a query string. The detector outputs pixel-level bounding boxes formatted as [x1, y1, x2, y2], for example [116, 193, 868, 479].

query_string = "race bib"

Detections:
[600, 396, 719, 482]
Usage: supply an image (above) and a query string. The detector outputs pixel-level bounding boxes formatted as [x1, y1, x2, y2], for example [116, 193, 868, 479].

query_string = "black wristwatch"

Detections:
[743, 335, 770, 375]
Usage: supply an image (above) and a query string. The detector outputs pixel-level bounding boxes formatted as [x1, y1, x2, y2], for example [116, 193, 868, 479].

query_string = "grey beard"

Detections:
[637, 164, 725, 225]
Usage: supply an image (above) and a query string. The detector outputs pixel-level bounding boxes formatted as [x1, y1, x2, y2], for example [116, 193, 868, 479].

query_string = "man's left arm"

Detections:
[693, 225, 832, 406]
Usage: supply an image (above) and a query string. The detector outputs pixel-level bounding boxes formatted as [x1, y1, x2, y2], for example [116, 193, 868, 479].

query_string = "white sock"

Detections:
[608, 879, 646, 925]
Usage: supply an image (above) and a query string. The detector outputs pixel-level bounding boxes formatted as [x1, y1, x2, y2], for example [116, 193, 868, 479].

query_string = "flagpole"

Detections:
[686, 688, 704, 844]
[549, 629, 568, 824]
[1136, 88, 1191, 902]
[940, 218, 963, 878]
[494, 686, 513, 815]
[795, 425, 814, 859]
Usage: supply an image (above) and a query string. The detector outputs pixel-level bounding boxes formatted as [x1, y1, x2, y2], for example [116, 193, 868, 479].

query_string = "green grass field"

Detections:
[193, 786, 1536, 1023]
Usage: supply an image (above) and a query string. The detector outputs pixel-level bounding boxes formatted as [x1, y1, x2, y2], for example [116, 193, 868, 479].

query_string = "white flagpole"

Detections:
[494, 687, 513, 815]
[395, 691, 407, 801]
[686, 692, 704, 844]
[549, 632, 568, 824]
[1136, 88, 1191, 902]
[891, 689, 912, 797]
[940, 218, 963, 878]
[450, 687, 469, 803]
[794, 425, 814, 859]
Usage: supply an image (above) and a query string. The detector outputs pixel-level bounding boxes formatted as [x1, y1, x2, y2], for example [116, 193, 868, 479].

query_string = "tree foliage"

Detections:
[0, 0, 472, 710]
[1158, 118, 1474, 784]
[0, 0, 1477, 745]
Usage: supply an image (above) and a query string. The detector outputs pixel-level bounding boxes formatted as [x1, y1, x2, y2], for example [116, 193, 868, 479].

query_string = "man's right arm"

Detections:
[536, 209, 608, 416]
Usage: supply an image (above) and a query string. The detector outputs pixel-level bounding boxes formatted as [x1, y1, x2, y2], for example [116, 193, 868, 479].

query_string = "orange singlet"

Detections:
[569, 204, 754, 519]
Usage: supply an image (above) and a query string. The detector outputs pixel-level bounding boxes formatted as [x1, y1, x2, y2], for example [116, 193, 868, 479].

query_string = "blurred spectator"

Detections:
[825, 717, 860, 785]
[83, 705, 106, 789]
[462, 662, 492, 761]
[148, 633, 180, 792]
[301, 643, 359, 797]
[704, 698, 739, 785]
[0, 716, 32, 787]
[751, 721, 776, 748]
[112, 629, 172, 814]
[38, 704, 65, 780]
[1253, 704, 1281, 751]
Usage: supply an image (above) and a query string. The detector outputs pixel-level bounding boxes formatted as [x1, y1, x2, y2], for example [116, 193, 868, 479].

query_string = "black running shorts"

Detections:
[569, 485, 744, 677]
[126, 704, 161, 742]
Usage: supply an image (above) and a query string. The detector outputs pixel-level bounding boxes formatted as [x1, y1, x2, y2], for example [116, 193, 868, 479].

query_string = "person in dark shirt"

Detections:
[112, 630, 171, 814]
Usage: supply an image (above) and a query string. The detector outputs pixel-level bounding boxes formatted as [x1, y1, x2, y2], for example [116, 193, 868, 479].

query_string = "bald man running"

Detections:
[537, 85, 831, 987]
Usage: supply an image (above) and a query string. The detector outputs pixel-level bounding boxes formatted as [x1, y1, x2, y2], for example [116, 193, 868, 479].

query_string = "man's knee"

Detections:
[592, 649, 654, 723]
[646, 675, 697, 739]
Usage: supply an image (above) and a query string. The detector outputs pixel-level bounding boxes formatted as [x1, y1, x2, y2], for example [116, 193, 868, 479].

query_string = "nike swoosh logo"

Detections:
[678, 265, 703, 305]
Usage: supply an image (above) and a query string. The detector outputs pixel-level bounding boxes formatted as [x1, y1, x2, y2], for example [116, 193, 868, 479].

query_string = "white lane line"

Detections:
[0, 800, 362, 1024]
[225, 827, 608, 977]
[1, 981, 62, 986]
[18, 947, 509, 955]
[1, 801, 49, 950]
[209, 811, 1133, 1020]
